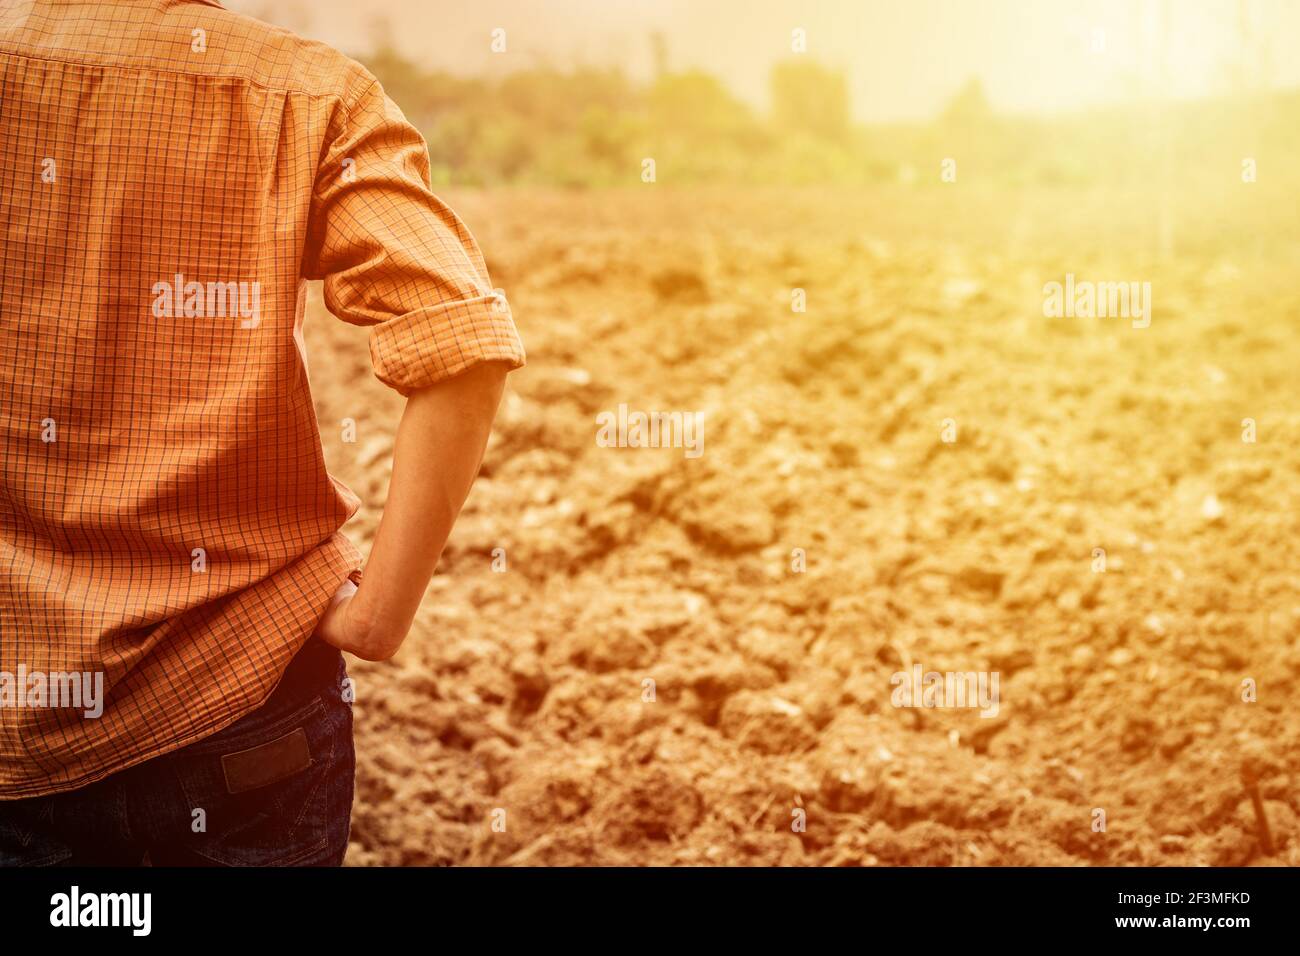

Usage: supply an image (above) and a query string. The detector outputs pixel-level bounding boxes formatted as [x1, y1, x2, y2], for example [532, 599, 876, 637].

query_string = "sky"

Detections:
[224, 0, 1300, 122]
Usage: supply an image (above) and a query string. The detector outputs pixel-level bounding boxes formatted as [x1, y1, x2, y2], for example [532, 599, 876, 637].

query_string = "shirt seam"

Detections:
[0, 42, 363, 105]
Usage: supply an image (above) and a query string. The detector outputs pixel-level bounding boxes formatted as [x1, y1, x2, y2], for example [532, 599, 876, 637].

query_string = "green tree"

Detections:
[770, 60, 849, 141]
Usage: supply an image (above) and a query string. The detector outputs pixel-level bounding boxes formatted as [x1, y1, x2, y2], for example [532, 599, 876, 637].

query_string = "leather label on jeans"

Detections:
[220, 727, 313, 794]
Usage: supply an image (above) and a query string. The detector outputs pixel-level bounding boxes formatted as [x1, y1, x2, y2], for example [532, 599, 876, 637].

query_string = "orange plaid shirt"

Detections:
[0, 0, 525, 797]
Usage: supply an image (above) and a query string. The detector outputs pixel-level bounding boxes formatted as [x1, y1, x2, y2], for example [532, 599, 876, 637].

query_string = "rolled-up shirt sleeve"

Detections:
[303, 76, 525, 395]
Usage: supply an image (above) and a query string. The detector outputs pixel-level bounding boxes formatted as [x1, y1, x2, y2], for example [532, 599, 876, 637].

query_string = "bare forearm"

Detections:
[324, 362, 508, 660]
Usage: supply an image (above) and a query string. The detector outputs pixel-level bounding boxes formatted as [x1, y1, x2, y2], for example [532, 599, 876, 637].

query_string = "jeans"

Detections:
[0, 638, 354, 866]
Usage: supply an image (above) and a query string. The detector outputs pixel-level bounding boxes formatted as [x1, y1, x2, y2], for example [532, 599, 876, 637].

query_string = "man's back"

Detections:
[0, 0, 524, 797]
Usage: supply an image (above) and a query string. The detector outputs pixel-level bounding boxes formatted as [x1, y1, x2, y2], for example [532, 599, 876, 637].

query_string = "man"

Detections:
[0, 0, 524, 865]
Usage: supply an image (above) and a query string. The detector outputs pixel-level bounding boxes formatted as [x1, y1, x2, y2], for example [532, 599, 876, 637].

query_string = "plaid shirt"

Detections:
[0, 0, 525, 797]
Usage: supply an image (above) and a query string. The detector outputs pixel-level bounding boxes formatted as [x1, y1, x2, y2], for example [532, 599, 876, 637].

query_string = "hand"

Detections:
[315, 363, 508, 664]
[314, 581, 405, 662]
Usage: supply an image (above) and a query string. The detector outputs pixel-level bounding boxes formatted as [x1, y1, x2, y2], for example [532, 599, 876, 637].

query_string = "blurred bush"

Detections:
[358, 41, 1300, 191]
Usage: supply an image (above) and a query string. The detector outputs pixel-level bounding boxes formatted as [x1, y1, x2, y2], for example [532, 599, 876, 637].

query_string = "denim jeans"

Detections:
[0, 638, 354, 866]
